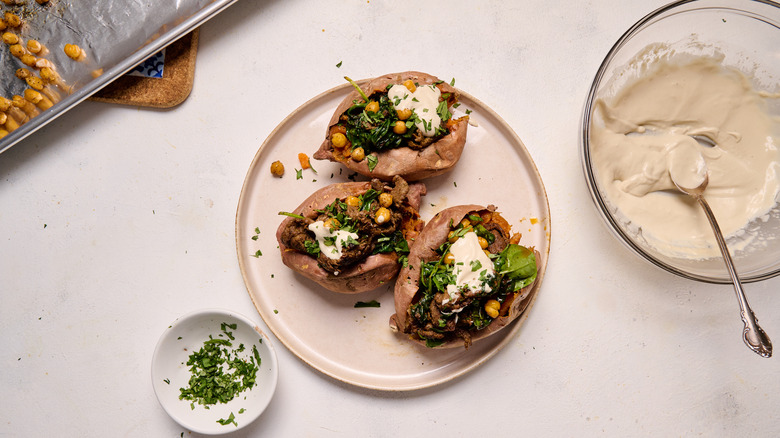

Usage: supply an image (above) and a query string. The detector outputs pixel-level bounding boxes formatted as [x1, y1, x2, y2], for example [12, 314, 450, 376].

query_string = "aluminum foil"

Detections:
[0, 0, 236, 154]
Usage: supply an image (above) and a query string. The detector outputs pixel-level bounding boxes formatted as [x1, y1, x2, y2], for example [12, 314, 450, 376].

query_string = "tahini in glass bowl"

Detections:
[580, 0, 780, 283]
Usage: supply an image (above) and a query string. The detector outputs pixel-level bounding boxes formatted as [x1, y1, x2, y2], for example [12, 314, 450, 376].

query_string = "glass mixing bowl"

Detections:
[580, 0, 780, 283]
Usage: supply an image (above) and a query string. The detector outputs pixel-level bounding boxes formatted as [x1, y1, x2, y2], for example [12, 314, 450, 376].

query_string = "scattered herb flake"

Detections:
[354, 300, 381, 308]
[216, 412, 237, 427]
[450, 78, 456, 86]
[252, 250, 262, 258]
[273, 309, 279, 314]
[164, 378, 170, 384]
[336, 61, 342, 68]
[251, 235, 259, 241]
[239, 408, 246, 414]
[295, 168, 303, 180]
[366, 154, 378, 172]
[453, 181, 457, 187]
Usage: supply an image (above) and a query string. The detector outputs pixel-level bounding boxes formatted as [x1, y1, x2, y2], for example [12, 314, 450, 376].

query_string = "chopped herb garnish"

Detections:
[336, 61, 342, 68]
[251, 235, 259, 241]
[344, 76, 370, 102]
[450, 78, 456, 86]
[366, 154, 378, 172]
[216, 412, 237, 427]
[354, 300, 381, 308]
[278, 211, 307, 220]
[295, 168, 303, 180]
[239, 408, 246, 414]
[163, 378, 170, 384]
[252, 250, 262, 258]
[178, 323, 260, 410]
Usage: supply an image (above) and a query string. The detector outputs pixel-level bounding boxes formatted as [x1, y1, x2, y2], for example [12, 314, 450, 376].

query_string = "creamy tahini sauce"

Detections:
[388, 84, 441, 137]
[591, 54, 780, 259]
[308, 221, 358, 260]
[445, 231, 494, 300]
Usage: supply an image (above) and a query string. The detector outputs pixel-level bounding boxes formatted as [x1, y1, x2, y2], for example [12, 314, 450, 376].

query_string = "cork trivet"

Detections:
[90, 28, 199, 108]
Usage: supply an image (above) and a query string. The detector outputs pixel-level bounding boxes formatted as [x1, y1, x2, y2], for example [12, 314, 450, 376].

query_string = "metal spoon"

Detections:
[672, 173, 773, 358]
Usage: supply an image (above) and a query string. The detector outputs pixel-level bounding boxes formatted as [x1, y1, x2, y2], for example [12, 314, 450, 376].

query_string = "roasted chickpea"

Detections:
[20, 54, 37, 67]
[0, 129, 8, 139]
[331, 132, 347, 149]
[392, 120, 407, 135]
[40, 67, 59, 83]
[443, 252, 455, 265]
[0, 112, 6, 124]
[9, 43, 24, 57]
[403, 79, 416, 93]
[365, 101, 379, 113]
[64, 43, 85, 61]
[447, 230, 459, 243]
[459, 218, 472, 228]
[324, 218, 340, 229]
[2, 31, 18, 45]
[374, 207, 391, 224]
[15, 68, 30, 79]
[396, 108, 412, 120]
[484, 300, 501, 318]
[478, 236, 489, 249]
[350, 147, 365, 162]
[4, 13, 21, 28]
[26, 40, 43, 54]
[345, 195, 361, 208]
[483, 249, 492, 258]
[270, 160, 284, 177]
[378, 192, 393, 208]
[26, 76, 44, 91]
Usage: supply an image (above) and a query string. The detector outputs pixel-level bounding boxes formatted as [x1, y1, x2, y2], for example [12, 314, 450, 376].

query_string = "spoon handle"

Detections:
[696, 196, 773, 358]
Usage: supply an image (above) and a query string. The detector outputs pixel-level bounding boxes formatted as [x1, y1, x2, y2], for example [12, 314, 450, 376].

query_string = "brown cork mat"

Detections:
[89, 28, 199, 108]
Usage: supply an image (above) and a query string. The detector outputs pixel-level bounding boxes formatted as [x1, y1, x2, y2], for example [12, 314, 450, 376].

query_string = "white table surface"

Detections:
[3, 0, 779, 436]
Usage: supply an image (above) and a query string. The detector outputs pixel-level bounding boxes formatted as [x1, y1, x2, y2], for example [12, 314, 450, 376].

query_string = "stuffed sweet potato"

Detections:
[313, 71, 469, 181]
[276, 176, 426, 294]
[390, 204, 539, 348]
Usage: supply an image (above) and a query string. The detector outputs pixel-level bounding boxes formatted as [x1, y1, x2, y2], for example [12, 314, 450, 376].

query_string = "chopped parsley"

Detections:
[354, 300, 381, 308]
[336, 61, 342, 68]
[178, 323, 261, 410]
[216, 412, 237, 427]
[295, 168, 303, 180]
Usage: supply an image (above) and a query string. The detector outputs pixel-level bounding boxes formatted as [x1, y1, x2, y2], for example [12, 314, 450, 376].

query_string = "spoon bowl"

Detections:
[672, 173, 773, 357]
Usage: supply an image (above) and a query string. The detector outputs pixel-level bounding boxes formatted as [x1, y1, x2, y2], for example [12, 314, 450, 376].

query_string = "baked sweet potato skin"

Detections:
[390, 204, 539, 348]
[312, 71, 469, 182]
[275, 180, 426, 294]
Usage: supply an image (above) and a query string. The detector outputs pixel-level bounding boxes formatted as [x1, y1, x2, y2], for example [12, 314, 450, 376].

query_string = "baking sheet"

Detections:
[0, 0, 236, 154]
[235, 81, 551, 391]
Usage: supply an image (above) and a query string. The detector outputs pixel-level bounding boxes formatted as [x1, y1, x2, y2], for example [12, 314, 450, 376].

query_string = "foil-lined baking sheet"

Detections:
[0, 0, 237, 154]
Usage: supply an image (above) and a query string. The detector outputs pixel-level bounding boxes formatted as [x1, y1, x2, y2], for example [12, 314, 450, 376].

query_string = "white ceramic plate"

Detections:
[151, 309, 279, 434]
[236, 81, 550, 391]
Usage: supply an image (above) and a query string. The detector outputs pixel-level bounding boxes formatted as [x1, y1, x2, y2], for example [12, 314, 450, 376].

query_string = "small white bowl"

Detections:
[151, 309, 278, 435]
